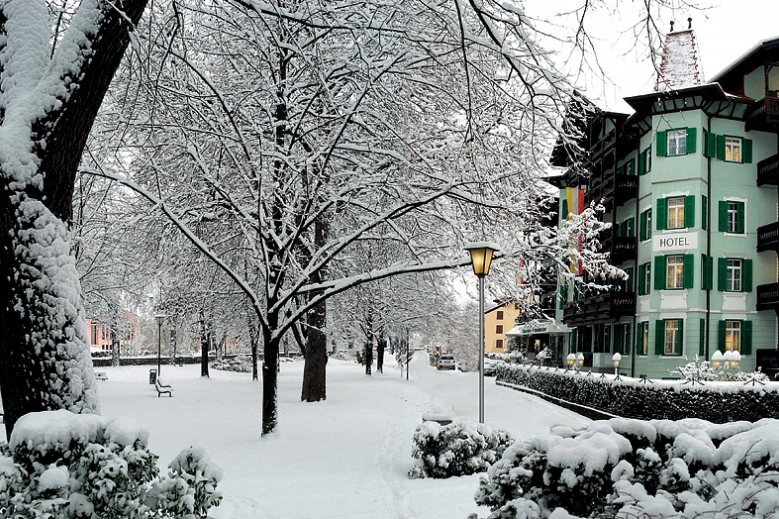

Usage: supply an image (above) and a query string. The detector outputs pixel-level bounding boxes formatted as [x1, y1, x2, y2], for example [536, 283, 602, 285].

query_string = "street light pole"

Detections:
[464, 242, 499, 424]
[155, 314, 166, 378]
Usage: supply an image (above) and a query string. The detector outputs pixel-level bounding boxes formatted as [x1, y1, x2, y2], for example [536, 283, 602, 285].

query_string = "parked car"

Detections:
[483, 358, 498, 376]
[437, 355, 456, 370]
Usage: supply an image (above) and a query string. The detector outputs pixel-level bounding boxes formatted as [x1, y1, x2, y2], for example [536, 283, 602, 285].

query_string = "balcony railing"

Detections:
[562, 291, 636, 326]
[611, 236, 637, 264]
[757, 282, 779, 311]
[757, 221, 779, 253]
[745, 97, 779, 132]
[757, 153, 779, 186]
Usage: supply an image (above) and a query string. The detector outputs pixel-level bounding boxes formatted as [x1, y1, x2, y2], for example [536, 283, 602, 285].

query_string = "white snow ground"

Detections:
[22, 355, 590, 518]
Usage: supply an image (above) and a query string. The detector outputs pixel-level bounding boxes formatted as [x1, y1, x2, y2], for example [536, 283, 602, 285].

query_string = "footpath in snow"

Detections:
[40, 355, 591, 518]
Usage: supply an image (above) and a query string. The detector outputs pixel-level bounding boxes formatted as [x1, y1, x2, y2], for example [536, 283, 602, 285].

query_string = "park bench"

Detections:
[154, 379, 172, 397]
[95, 371, 108, 382]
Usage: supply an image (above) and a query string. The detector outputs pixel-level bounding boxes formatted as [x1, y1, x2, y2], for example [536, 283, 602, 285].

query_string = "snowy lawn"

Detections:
[19, 355, 589, 518]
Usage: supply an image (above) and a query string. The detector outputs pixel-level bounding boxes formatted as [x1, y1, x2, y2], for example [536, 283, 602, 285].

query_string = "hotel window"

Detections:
[496, 311, 504, 320]
[718, 258, 752, 292]
[656, 319, 683, 356]
[496, 325, 504, 334]
[637, 322, 649, 356]
[496, 339, 504, 349]
[667, 130, 687, 156]
[657, 195, 694, 229]
[657, 127, 696, 157]
[718, 200, 745, 234]
[639, 209, 652, 241]
[718, 320, 752, 355]
[638, 262, 651, 295]
[711, 134, 753, 163]
[638, 147, 652, 175]
[655, 254, 693, 290]
[724, 137, 742, 162]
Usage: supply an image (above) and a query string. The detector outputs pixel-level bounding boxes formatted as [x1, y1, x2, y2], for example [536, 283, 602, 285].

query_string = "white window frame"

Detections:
[667, 130, 687, 156]
[666, 255, 684, 289]
[639, 322, 649, 356]
[725, 137, 742, 163]
[664, 319, 681, 356]
[725, 320, 741, 352]
[643, 262, 652, 295]
[726, 259, 743, 292]
[667, 197, 685, 229]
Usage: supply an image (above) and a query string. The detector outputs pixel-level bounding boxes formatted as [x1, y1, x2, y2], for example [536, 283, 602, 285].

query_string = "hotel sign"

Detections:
[653, 232, 697, 252]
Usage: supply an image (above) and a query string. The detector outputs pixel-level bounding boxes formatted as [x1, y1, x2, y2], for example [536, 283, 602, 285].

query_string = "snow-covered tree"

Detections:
[0, 0, 148, 433]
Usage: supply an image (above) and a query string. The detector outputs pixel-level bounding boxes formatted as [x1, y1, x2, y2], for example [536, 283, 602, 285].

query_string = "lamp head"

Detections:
[155, 314, 166, 326]
[463, 242, 500, 277]
[711, 349, 723, 369]
[612, 352, 621, 367]
[576, 352, 584, 366]
[566, 353, 575, 367]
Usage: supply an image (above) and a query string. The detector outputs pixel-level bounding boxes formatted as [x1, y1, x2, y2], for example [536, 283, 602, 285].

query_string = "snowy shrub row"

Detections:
[0, 410, 222, 518]
[475, 417, 779, 519]
[497, 364, 779, 423]
[211, 356, 252, 373]
[409, 421, 514, 479]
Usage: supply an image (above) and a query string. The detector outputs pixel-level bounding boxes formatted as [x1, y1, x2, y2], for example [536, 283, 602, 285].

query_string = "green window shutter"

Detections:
[654, 255, 666, 290]
[701, 254, 708, 290]
[638, 153, 646, 175]
[718, 201, 728, 232]
[617, 165, 625, 176]
[743, 259, 753, 292]
[629, 158, 636, 175]
[646, 148, 652, 172]
[655, 320, 665, 356]
[718, 257, 727, 291]
[657, 198, 667, 230]
[702, 196, 708, 230]
[686, 127, 697, 154]
[562, 199, 569, 220]
[736, 202, 745, 234]
[614, 325, 623, 354]
[718, 320, 726, 353]
[742, 321, 753, 355]
[705, 131, 717, 158]
[677, 319, 684, 355]
[743, 139, 753, 164]
[683, 254, 694, 288]
[647, 263, 651, 294]
[640, 211, 647, 241]
[704, 255, 713, 290]
[699, 319, 705, 357]
[684, 195, 695, 228]
[657, 130, 667, 157]
[624, 324, 631, 355]
[717, 134, 726, 160]
[638, 263, 646, 295]
[628, 218, 635, 237]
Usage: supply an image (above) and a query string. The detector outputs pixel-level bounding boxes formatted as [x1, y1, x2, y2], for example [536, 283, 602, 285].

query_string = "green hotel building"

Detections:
[550, 31, 779, 379]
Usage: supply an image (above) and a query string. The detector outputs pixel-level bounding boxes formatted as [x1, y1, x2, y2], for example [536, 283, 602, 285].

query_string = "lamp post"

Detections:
[155, 314, 166, 378]
[612, 352, 622, 380]
[464, 242, 499, 424]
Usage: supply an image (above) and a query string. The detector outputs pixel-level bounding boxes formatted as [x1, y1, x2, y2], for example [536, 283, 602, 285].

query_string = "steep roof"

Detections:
[656, 29, 704, 91]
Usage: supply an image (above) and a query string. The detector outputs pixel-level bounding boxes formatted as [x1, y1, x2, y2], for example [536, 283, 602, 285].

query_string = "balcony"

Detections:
[611, 236, 637, 264]
[757, 221, 779, 253]
[757, 153, 779, 186]
[745, 97, 779, 132]
[757, 282, 779, 312]
[562, 291, 636, 326]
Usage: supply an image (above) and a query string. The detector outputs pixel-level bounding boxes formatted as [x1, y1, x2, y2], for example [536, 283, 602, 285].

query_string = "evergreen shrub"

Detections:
[0, 410, 222, 518]
[497, 364, 779, 423]
[409, 421, 514, 478]
[475, 417, 779, 519]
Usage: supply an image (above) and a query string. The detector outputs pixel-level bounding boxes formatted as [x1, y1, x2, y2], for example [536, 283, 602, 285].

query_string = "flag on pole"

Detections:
[565, 187, 585, 275]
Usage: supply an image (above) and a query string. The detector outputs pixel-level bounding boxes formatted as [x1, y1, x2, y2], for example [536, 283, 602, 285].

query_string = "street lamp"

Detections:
[723, 350, 741, 369]
[711, 350, 723, 369]
[155, 314, 166, 378]
[464, 241, 499, 424]
[566, 353, 575, 370]
[612, 352, 622, 380]
[576, 352, 584, 369]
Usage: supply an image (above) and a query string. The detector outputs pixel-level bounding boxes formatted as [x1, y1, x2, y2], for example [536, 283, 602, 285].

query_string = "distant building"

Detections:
[484, 301, 519, 353]
[85, 311, 142, 353]
[549, 29, 779, 378]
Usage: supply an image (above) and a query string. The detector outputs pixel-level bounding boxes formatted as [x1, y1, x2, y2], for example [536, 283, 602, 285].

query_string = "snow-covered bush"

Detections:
[211, 356, 252, 373]
[0, 410, 222, 518]
[497, 364, 779, 423]
[409, 420, 514, 479]
[475, 417, 779, 519]
[670, 356, 769, 383]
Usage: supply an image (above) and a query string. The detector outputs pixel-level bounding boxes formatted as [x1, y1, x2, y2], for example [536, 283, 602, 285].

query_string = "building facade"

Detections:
[551, 33, 779, 378]
[484, 301, 519, 354]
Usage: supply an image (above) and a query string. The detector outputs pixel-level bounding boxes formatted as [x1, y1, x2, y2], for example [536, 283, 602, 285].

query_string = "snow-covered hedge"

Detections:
[475, 417, 779, 519]
[1, 410, 222, 518]
[497, 364, 779, 423]
[211, 356, 253, 373]
[409, 421, 514, 479]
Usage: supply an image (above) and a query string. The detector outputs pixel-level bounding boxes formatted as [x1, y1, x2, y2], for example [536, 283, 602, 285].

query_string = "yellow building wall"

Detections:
[484, 302, 519, 354]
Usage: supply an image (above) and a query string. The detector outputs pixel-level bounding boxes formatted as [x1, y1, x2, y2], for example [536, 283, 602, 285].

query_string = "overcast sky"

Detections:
[525, 0, 779, 112]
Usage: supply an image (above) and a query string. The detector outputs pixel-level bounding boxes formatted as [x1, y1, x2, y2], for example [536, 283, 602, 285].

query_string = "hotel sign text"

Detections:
[653, 232, 697, 251]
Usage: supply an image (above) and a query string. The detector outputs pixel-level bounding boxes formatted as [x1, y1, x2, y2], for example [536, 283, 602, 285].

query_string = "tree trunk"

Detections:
[0, 0, 149, 435]
[250, 322, 259, 381]
[301, 299, 327, 401]
[377, 335, 385, 374]
[262, 312, 280, 435]
[200, 321, 210, 378]
[111, 327, 120, 368]
[170, 326, 177, 365]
